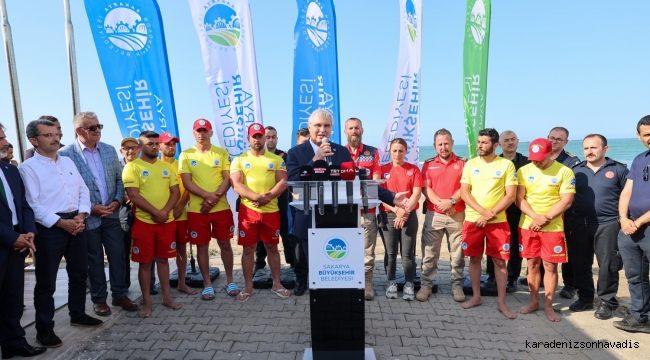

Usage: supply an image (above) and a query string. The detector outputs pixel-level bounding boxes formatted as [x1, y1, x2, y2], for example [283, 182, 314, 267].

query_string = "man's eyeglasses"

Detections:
[644, 165, 648, 182]
[548, 136, 566, 143]
[121, 146, 139, 152]
[80, 124, 104, 131]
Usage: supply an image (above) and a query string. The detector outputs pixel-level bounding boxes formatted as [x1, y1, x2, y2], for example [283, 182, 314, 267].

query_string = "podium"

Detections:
[287, 179, 382, 360]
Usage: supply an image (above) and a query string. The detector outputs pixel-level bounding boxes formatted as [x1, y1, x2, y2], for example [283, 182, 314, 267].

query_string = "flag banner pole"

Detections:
[63, 0, 80, 117]
[379, 0, 422, 165]
[463, 0, 491, 158]
[291, 0, 341, 146]
[84, 0, 179, 140]
[0, 0, 26, 161]
[187, 0, 263, 159]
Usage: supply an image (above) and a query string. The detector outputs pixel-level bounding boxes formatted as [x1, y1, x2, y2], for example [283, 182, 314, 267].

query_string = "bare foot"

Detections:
[497, 303, 517, 319]
[162, 299, 182, 310]
[461, 296, 482, 309]
[177, 286, 198, 295]
[138, 305, 152, 318]
[545, 307, 561, 322]
[519, 302, 539, 314]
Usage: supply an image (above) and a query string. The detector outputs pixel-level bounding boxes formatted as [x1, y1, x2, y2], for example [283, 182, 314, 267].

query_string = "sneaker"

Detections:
[595, 302, 614, 320]
[36, 329, 62, 348]
[403, 282, 415, 301]
[70, 314, 104, 328]
[613, 314, 650, 333]
[386, 281, 398, 299]
[416, 286, 432, 302]
[559, 285, 576, 299]
[452, 287, 465, 302]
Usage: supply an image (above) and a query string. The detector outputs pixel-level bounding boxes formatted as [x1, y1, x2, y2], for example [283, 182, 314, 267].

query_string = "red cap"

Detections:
[159, 132, 179, 144]
[528, 138, 552, 161]
[193, 118, 212, 131]
[248, 123, 265, 137]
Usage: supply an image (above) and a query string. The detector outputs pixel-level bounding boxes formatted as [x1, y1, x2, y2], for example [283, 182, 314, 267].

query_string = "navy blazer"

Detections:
[0, 163, 37, 263]
[287, 140, 395, 239]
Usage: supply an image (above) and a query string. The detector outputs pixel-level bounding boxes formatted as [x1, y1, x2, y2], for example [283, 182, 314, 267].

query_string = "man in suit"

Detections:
[287, 109, 408, 296]
[59, 112, 138, 316]
[0, 124, 46, 358]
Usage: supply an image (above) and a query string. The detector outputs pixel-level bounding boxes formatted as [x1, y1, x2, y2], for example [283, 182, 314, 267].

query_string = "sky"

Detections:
[1, 0, 649, 160]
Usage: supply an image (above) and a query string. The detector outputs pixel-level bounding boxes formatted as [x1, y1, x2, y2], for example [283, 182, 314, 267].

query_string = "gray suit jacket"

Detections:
[59, 140, 123, 230]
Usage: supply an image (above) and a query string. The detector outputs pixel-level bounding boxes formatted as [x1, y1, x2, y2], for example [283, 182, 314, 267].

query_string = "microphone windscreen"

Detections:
[322, 137, 329, 145]
[358, 167, 368, 180]
[329, 165, 341, 181]
[340, 161, 356, 181]
[313, 160, 329, 181]
[299, 166, 313, 181]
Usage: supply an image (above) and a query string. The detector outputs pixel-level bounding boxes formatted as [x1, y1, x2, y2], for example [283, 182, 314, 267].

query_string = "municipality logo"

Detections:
[142, 170, 150, 178]
[190, 160, 198, 167]
[462, 242, 468, 250]
[405, 0, 418, 42]
[202, 2, 242, 48]
[101, 4, 152, 53]
[302, 0, 330, 50]
[554, 246, 562, 254]
[162, 169, 169, 177]
[190, 231, 198, 238]
[467, 0, 487, 46]
[324, 237, 348, 260]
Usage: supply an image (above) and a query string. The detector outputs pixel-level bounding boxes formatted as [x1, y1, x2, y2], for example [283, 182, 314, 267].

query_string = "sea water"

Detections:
[418, 138, 646, 167]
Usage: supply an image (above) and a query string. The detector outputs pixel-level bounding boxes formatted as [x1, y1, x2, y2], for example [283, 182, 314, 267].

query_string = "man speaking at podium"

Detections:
[287, 109, 409, 296]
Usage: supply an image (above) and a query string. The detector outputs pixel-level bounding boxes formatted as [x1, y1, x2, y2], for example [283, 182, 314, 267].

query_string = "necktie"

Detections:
[0, 178, 7, 204]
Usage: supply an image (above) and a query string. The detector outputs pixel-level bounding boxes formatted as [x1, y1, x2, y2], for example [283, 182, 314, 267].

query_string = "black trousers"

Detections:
[123, 227, 132, 287]
[572, 219, 622, 306]
[255, 196, 295, 268]
[486, 213, 523, 282]
[561, 215, 577, 288]
[34, 224, 88, 331]
[0, 249, 28, 349]
[293, 236, 309, 282]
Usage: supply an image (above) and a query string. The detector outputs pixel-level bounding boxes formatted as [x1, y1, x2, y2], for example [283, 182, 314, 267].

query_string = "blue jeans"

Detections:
[618, 224, 650, 322]
[86, 218, 127, 303]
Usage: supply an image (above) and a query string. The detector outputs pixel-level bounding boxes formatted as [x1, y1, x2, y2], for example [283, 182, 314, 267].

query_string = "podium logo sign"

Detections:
[324, 237, 348, 260]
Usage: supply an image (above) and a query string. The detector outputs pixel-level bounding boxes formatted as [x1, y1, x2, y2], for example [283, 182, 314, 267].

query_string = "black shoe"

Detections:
[253, 265, 264, 276]
[517, 277, 528, 286]
[150, 285, 159, 295]
[569, 299, 594, 312]
[294, 281, 307, 296]
[595, 302, 615, 320]
[36, 329, 62, 348]
[483, 276, 496, 289]
[506, 280, 517, 293]
[1, 344, 47, 359]
[71, 314, 103, 328]
[559, 285, 576, 299]
[613, 314, 650, 333]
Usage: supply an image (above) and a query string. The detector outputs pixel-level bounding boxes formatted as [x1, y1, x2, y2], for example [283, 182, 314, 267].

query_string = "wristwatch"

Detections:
[450, 198, 456, 205]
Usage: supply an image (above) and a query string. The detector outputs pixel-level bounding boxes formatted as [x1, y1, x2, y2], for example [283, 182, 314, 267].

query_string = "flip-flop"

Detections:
[236, 291, 252, 303]
[224, 283, 241, 297]
[201, 287, 215, 301]
[271, 288, 291, 299]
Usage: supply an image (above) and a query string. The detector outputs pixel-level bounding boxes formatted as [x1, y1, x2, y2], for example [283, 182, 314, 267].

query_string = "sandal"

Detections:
[236, 291, 252, 303]
[271, 287, 291, 299]
[201, 287, 215, 301]
[224, 283, 241, 297]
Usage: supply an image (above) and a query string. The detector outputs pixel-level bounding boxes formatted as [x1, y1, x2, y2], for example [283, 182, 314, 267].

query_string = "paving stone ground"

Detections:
[28, 209, 647, 360]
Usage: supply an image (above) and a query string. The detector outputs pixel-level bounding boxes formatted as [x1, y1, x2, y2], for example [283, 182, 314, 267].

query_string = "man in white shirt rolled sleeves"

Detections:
[19, 119, 103, 348]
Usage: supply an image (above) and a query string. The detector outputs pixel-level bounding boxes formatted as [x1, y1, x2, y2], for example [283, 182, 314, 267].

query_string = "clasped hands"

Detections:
[56, 214, 86, 235]
[13, 232, 36, 252]
[435, 198, 457, 216]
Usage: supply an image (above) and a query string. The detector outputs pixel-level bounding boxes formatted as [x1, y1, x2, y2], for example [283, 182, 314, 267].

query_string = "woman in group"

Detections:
[379, 138, 422, 300]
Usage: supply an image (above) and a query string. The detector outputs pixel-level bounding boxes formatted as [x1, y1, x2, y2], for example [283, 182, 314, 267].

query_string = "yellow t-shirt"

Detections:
[165, 159, 188, 221]
[179, 145, 231, 214]
[230, 151, 286, 214]
[517, 161, 576, 232]
[460, 156, 518, 223]
[122, 158, 178, 224]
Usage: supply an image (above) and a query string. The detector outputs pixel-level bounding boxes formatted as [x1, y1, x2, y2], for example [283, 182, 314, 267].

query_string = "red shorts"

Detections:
[187, 209, 235, 244]
[519, 228, 567, 263]
[462, 221, 511, 260]
[131, 218, 177, 263]
[237, 206, 280, 247]
[175, 220, 190, 244]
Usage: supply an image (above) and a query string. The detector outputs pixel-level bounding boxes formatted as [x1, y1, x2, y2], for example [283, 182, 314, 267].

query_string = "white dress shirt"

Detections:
[0, 166, 18, 225]
[18, 152, 91, 228]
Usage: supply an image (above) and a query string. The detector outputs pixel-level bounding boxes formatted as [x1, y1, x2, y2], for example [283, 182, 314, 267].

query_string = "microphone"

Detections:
[299, 165, 313, 215]
[322, 137, 331, 165]
[340, 161, 356, 212]
[329, 164, 341, 214]
[313, 160, 329, 215]
[358, 166, 369, 213]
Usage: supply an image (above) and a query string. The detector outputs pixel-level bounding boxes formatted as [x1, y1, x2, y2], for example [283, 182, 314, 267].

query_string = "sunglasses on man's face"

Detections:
[81, 124, 104, 132]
